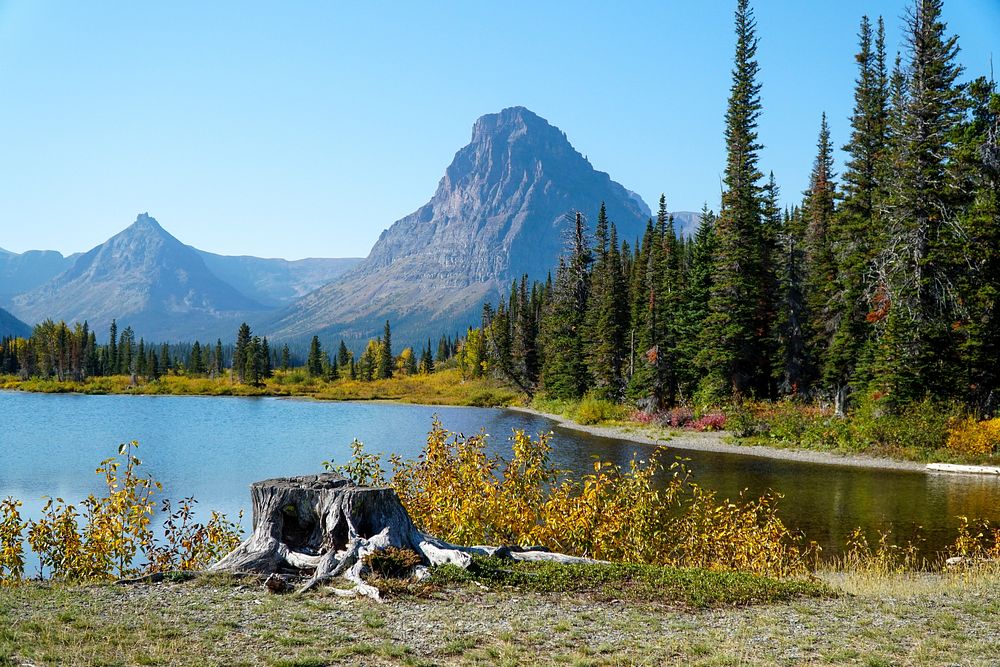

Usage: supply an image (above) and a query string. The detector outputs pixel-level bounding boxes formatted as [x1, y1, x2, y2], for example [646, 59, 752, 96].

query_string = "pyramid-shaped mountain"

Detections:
[11, 214, 269, 340]
[267, 106, 651, 348]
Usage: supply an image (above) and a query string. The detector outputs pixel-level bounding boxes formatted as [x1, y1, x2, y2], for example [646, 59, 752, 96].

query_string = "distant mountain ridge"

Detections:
[195, 251, 360, 307]
[5, 218, 360, 340]
[0, 306, 30, 338]
[0, 247, 75, 304]
[11, 214, 271, 340]
[267, 106, 654, 349]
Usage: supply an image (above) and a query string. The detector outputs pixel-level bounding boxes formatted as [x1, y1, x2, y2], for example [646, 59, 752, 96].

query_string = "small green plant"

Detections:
[362, 547, 423, 578]
[323, 439, 386, 486]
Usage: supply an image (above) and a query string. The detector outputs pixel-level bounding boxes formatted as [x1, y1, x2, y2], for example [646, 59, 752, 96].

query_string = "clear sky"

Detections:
[0, 1, 997, 260]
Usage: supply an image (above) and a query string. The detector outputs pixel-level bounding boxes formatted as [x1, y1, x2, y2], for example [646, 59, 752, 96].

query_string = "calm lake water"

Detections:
[2, 391, 999, 566]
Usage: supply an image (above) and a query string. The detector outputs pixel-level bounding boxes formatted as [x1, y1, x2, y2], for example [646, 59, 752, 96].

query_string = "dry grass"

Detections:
[0, 566, 997, 666]
[0, 368, 518, 407]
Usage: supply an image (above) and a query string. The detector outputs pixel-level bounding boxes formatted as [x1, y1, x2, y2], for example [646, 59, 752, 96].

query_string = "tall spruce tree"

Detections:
[803, 113, 839, 396]
[540, 213, 592, 399]
[377, 321, 393, 379]
[873, 0, 965, 405]
[826, 15, 890, 406]
[234, 322, 252, 383]
[585, 203, 627, 398]
[699, 0, 767, 398]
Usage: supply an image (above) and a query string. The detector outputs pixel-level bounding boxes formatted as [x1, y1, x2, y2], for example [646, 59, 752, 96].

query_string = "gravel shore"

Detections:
[508, 406, 928, 472]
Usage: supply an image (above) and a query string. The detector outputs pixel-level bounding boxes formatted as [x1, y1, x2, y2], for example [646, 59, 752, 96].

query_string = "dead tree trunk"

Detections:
[211, 473, 597, 600]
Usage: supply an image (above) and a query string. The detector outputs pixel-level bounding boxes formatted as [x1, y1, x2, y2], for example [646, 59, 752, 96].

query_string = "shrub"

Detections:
[0, 497, 25, 585]
[574, 395, 627, 425]
[946, 418, 1000, 457]
[339, 419, 810, 577]
[363, 547, 423, 578]
[6, 442, 243, 582]
[690, 412, 726, 432]
[659, 406, 695, 429]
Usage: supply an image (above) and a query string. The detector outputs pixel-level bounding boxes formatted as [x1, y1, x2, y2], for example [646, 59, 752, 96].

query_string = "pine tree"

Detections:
[675, 206, 717, 398]
[826, 15, 890, 407]
[107, 319, 118, 375]
[307, 336, 324, 377]
[420, 338, 435, 374]
[585, 204, 627, 398]
[215, 339, 223, 376]
[774, 206, 811, 395]
[234, 323, 252, 383]
[281, 343, 290, 371]
[873, 0, 965, 405]
[540, 214, 592, 399]
[377, 321, 393, 379]
[699, 0, 767, 399]
[803, 113, 839, 395]
[337, 340, 351, 368]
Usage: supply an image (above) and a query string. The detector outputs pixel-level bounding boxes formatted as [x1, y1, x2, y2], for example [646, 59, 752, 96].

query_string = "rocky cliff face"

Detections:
[268, 106, 652, 348]
[11, 214, 269, 339]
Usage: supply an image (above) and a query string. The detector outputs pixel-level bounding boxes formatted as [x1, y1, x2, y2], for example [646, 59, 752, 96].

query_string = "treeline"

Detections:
[478, 0, 1000, 414]
[296, 322, 463, 383]
[0, 319, 235, 382]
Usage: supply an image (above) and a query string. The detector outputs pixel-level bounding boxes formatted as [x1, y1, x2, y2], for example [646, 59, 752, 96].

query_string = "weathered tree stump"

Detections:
[211, 473, 597, 600]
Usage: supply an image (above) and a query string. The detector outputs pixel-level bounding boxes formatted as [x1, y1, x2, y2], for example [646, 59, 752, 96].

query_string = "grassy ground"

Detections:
[1, 562, 996, 666]
[0, 368, 519, 408]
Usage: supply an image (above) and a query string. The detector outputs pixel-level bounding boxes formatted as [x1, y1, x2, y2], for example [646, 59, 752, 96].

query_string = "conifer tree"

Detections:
[377, 321, 393, 379]
[675, 206, 716, 398]
[307, 336, 324, 377]
[234, 323, 252, 383]
[280, 343, 290, 371]
[540, 213, 592, 399]
[699, 0, 767, 398]
[215, 339, 223, 376]
[585, 204, 627, 398]
[803, 114, 839, 395]
[873, 0, 965, 404]
[826, 15, 890, 406]
[107, 319, 118, 375]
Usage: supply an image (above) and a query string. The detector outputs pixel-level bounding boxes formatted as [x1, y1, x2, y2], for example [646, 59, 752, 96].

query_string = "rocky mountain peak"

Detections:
[268, 107, 652, 349]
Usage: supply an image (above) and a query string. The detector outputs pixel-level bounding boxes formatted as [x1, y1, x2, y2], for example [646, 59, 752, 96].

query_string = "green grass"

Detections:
[429, 557, 829, 608]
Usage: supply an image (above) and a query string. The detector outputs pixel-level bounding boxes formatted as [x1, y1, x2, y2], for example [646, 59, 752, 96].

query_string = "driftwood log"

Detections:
[210, 473, 597, 600]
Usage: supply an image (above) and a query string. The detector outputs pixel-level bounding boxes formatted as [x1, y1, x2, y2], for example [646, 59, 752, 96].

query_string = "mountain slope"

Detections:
[0, 306, 30, 338]
[0, 248, 74, 304]
[268, 106, 652, 349]
[196, 251, 362, 307]
[10, 214, 269, 340]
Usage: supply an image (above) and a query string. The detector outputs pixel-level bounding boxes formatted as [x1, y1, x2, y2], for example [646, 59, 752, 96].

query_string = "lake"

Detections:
[3, 391, 999, 566]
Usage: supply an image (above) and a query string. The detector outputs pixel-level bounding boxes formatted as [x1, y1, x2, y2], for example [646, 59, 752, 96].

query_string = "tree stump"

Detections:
[211, 473, 599, 600]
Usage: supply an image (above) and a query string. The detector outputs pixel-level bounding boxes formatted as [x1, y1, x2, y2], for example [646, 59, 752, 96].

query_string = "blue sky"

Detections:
[0, 1, 997, 259]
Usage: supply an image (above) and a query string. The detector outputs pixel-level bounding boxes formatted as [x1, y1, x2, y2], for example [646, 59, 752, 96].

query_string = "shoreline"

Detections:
[507, 406, 929, 473]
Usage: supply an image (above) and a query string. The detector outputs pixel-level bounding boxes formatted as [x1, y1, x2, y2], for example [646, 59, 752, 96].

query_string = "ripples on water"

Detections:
[2, 391, 999, 566]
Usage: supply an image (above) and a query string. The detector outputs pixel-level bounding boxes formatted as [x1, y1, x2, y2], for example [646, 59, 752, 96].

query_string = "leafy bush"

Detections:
[0, 497, 25, 585]
[690, 412, 726, 432]
[336, 419, 811, 577]
[946, 418, 1000, 456]
[574, 395, 627, 425]
[4, 442, 244, 582]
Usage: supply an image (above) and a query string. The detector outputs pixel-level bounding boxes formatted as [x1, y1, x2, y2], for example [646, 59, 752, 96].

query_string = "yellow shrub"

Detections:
[344, 419, 810, 577]
[946, 417, 1000, 456]
[0, 497, 26, 585]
